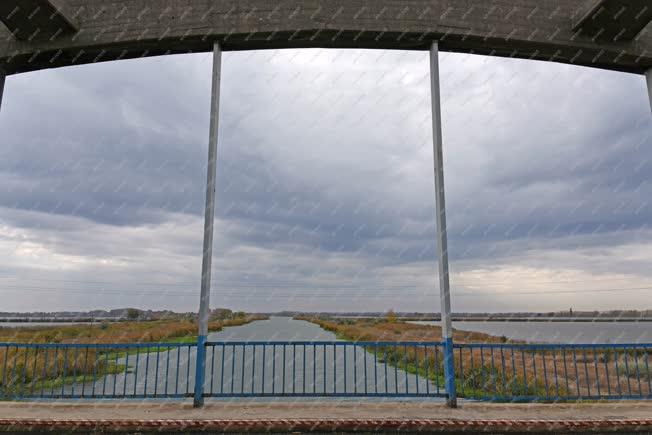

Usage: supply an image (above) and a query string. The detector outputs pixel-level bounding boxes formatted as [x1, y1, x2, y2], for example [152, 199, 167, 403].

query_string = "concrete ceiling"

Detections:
[0, 0, 650, 75]
[0, 0, 77, 41]
[573, 0, 652, 41]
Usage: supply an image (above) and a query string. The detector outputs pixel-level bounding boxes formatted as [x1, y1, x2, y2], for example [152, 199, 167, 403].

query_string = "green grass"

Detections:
[103, 335, 198, 360]
[1, 363, 126, 398]
[320, 325, 565, 401]
[0, 315, 269, 399]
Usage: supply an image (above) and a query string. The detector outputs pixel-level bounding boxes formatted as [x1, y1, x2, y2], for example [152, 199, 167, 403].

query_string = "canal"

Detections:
[64, 317, 439, 398]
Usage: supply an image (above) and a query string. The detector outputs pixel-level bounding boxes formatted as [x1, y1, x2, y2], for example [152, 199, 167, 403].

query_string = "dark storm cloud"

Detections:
[439, 57, 652, 263]
[0, 49, 650, 312]
[0, 57, 210, 227]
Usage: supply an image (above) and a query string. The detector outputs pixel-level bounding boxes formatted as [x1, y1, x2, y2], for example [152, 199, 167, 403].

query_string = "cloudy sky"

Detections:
[0, 49, 650, 313]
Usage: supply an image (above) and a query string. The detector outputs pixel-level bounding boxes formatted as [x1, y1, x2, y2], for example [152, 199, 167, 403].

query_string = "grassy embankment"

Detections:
[0, 315, 268, 396]
[297, 317, 651, 400]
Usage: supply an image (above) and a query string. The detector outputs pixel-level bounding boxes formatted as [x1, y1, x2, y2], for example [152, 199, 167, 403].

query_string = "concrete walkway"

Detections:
[1, 401, 651, 432]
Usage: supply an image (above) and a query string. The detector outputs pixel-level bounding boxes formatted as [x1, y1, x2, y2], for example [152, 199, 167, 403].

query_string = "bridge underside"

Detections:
[574, 0, 652, 42]
[0, 0, 651, 75]
[0, 0, 77, 42]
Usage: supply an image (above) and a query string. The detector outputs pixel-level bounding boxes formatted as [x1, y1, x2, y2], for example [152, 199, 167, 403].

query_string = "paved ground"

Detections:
[1, 400, 652, 420]
[1, 400, 652, 432]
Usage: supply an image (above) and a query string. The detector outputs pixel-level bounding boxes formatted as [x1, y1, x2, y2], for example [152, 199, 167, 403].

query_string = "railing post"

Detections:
[646, 69, 652, 113]
[429, 41, 457, 408]
[194, 42, 222, 408]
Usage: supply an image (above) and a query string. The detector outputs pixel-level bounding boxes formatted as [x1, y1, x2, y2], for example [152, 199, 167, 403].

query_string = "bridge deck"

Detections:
[1, 401, 651, 432]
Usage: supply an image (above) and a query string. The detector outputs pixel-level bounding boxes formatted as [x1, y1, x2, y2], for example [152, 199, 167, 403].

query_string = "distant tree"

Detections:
[385, 309, 397, 323]
[569, 307, 573, 317]
[234, 311, 246, 318]
[126, 309, 140, 321]
[210, 308, 233, 321]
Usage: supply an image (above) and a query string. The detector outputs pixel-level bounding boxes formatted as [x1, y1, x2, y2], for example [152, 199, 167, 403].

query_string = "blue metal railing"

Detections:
[203, 341, 445, 397]
[0, 341, 445, 399]
[0, 342, 195, 399]
[455, 343, 652, 401]
[1, 341, 650, 401]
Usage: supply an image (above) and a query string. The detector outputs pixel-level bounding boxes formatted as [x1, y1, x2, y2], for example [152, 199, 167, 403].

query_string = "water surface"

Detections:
[64, 317, 439, 398]
[0, 322, 92, 328]
[408, 320, 652, 344]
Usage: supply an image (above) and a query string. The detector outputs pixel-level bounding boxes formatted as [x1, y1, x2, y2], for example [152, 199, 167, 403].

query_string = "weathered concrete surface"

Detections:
[1, 401, 652, 432]
[2, 419, 651, 434]
[573, 0, 652, 41]
[0, 0, 650, 75]
[0, 0, 78, 41]
[1, 400, 652, 420]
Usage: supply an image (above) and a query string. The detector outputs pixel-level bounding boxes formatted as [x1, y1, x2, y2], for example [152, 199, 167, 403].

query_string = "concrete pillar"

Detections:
[646, 69, 652, 113]
[429, 41, 457, 408]
[0, 69, 5, 112]
[194, 42, 222, 408]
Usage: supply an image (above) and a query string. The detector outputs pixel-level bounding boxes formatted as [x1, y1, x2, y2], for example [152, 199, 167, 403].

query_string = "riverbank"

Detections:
[297, 317, 651, 399]
[0, 315, 268, 396]
[295, 316, 514, 344]
[296, 316, 521, 398]
[0, 315, 269, 344]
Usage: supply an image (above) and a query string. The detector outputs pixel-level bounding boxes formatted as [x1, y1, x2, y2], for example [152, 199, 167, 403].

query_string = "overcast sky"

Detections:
[0, 49, 650, 313]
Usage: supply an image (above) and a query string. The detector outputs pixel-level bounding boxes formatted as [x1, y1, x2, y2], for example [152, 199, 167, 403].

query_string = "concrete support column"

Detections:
[429, 41, 457, 408]
[646, 69, 652, 113]
[0, 69, 6, 112]
[194, 42, 222, 408]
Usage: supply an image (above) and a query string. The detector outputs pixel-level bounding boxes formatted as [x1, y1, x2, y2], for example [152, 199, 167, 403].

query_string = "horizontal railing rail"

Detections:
[1, 341, 650, 401]
[203, 341, 446, 397]
[454, 343, 652, 401]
